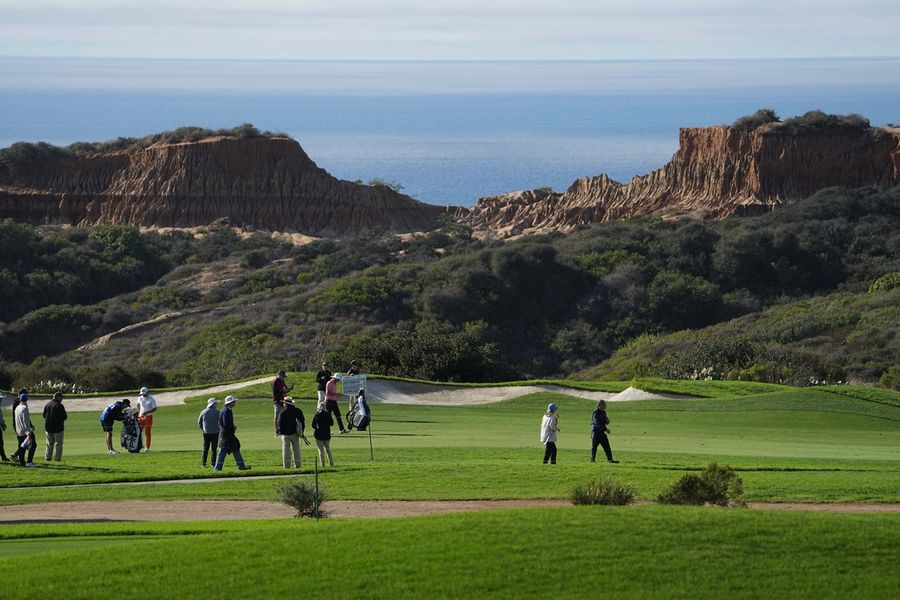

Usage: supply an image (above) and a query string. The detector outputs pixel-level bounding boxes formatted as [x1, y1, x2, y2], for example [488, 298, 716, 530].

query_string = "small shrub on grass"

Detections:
[657, 463, 744, 507]
[570, 476, 636, 506]
[276, 479, 326, 518]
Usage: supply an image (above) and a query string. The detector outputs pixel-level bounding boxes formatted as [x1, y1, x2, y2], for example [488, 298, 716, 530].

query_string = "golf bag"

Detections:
[346, 390, 371, 432]
[120, 410, 143, 453]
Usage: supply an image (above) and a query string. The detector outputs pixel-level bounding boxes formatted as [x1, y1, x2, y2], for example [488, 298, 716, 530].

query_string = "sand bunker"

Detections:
[2, 380, 684, 414]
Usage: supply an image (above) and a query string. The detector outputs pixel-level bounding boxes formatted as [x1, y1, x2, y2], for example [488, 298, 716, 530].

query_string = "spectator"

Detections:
[0, 392, 8, 462]
[325, 374, 349, 434]
[42, 391, 67, 461]
[100, 399, 130, 455]
[11, 390, 36, 467]
[272, 370, 293, 436]
[540, 402, 560, 465]
[198, 398, 220, 468]
[136, 386, 157, 453]
[312, 404, 335, 467]
[315, 362, 332, 410]
[277, 397, 307, 469]
[214, 396, 250, 471]
[591, 399, 618, 464]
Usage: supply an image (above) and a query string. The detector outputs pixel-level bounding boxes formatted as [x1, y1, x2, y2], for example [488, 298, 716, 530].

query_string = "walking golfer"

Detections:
[42, 391, 67, 461]
[214, 396, 250, 471]
[198, 398, 220, 467]
[540, 403, 560, 464]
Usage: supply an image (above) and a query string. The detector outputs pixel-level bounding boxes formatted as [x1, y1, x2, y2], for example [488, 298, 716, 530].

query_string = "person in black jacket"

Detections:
[312, 404, 335, 467]
[214, 396, 250, 471]
[42, 392, 68, 461]
[0, 392, 8, 461]
[591, 399, 618, 463]
[315, 362, 332, 409]
[277, 398, 307, 469]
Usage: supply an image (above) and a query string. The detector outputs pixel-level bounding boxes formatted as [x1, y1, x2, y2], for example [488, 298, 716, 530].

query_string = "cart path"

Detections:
[1, 499, 898, 523]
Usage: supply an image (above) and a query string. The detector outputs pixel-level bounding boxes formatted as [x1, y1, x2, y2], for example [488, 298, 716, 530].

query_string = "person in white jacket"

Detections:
[136, 387, 157, 453]
[11, 390, 36, 467]
[540, 402, 560, 465]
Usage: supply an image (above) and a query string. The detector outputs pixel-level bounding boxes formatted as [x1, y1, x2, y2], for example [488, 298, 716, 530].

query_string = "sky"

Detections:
[1, 0, 899, 61]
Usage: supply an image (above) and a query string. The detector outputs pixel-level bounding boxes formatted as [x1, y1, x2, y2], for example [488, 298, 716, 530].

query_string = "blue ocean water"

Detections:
[2, 58, 898, 206]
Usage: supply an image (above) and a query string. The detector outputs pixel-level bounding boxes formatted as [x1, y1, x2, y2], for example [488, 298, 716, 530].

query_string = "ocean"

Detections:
[2, 57, 898, 206]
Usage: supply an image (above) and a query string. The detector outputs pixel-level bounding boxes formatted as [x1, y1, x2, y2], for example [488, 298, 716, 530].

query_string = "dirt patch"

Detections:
[1, 499, 897, 523]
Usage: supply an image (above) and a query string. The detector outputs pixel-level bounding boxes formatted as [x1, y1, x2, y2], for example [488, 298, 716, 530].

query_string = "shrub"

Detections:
[72, 364, 137, 393]
[570, 476, 636, 506]
[732, 108, 780, 129]
[773, 110, 871, 132]
[276, 479, 326, 518]
[878, 365, 900, 391]
[657, 463, 744, 506]
[869, 272, 900, 293]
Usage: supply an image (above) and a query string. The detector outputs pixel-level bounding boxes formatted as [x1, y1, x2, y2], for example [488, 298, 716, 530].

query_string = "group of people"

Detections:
[199, 361, 367, 471]
[3, 364, 615, 470]
[99, 386, 157, 455]
[0, 389, 68, 466]
[539, 399, 619, 464]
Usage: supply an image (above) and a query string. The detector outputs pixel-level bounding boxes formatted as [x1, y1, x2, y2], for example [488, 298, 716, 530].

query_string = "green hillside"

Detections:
[1, 185, 898, 392]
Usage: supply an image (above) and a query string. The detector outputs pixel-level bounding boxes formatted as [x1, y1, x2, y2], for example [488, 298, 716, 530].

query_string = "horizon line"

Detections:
[3, 55, 900, 64]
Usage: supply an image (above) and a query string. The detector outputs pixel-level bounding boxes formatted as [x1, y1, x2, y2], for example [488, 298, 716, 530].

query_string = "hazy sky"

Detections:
[2, 0, 898, 60]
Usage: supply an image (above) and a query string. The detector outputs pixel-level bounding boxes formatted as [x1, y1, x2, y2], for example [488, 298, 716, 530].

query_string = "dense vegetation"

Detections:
[732, 109, 872, 131]
[1, 185, 898, 391]
[0, 124, 283, 182]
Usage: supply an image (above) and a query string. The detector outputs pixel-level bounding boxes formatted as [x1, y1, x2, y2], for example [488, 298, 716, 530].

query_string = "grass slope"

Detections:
[1, 507, 898, 599]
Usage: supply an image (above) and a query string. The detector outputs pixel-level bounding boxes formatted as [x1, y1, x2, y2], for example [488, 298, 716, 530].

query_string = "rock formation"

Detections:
[459, 124, 900, 234]
[0, 136, 445, 235]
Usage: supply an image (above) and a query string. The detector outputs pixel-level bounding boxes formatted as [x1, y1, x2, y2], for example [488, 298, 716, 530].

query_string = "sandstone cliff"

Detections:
[459, 124, 900, 234]
[0, 136, 445, 235]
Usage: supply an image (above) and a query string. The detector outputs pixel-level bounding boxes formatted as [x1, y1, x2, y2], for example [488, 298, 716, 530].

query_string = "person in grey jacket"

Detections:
[11, 390, 36, 467]
[198, 398, 220, 467]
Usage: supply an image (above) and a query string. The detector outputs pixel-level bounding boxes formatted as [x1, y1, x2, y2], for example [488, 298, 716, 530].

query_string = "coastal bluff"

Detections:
[0, 135, 446, 235]
[458, 124, 900, 234]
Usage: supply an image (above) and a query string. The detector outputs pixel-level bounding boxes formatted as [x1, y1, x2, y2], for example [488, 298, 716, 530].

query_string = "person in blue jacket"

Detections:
[214, 396, 250, 471]
[100, 399, 130, 455]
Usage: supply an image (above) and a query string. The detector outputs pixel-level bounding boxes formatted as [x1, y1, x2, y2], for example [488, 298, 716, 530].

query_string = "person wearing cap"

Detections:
[197, 398, 220, 467]
[42, 391, 68, 461]
[591, 399, 619, 464]
[99, 399, 130, 455]
[272, 370, 294, 436]
[324, 374, 349, 434]
[0, 392, 8, 462]
[136, 386, 158, 453]
[540, 402, 560, 465]
[11, 390, 37, 467]
[315, 362, 332, 409]
[276, 397, 307, 469]
[214, 396, 250, 471]
[312, 403, 335, 467]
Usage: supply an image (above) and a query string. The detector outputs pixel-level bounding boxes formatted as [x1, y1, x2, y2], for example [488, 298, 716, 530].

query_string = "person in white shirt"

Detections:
[540, 403, 560, 465]
[137, 386, 158, 453]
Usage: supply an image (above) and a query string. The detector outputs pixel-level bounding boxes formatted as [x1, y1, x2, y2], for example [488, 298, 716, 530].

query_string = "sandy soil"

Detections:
[2, 499, 897, 523]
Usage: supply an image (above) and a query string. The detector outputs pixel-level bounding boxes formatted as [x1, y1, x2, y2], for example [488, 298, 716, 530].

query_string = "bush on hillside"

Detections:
[878, 365, 900, 391]
[733, 108, 780, 129]
[570, 476, 636, 506]
[657, 463, 744, 506]
[276, 479, 325, 518]
[772, 110, 871, 132]
[869, 272, 900, 293]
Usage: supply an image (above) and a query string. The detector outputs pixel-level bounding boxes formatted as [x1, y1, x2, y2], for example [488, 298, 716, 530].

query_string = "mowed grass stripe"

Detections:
[1, 506, 898, 599]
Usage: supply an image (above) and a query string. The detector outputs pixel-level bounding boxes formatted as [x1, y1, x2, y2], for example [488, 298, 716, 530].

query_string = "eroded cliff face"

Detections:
[0, 137, 445, 235]
[461, 125, 900, 233]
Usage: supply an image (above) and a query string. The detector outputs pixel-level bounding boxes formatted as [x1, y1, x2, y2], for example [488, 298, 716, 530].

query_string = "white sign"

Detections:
[340, 375, 367, 396]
